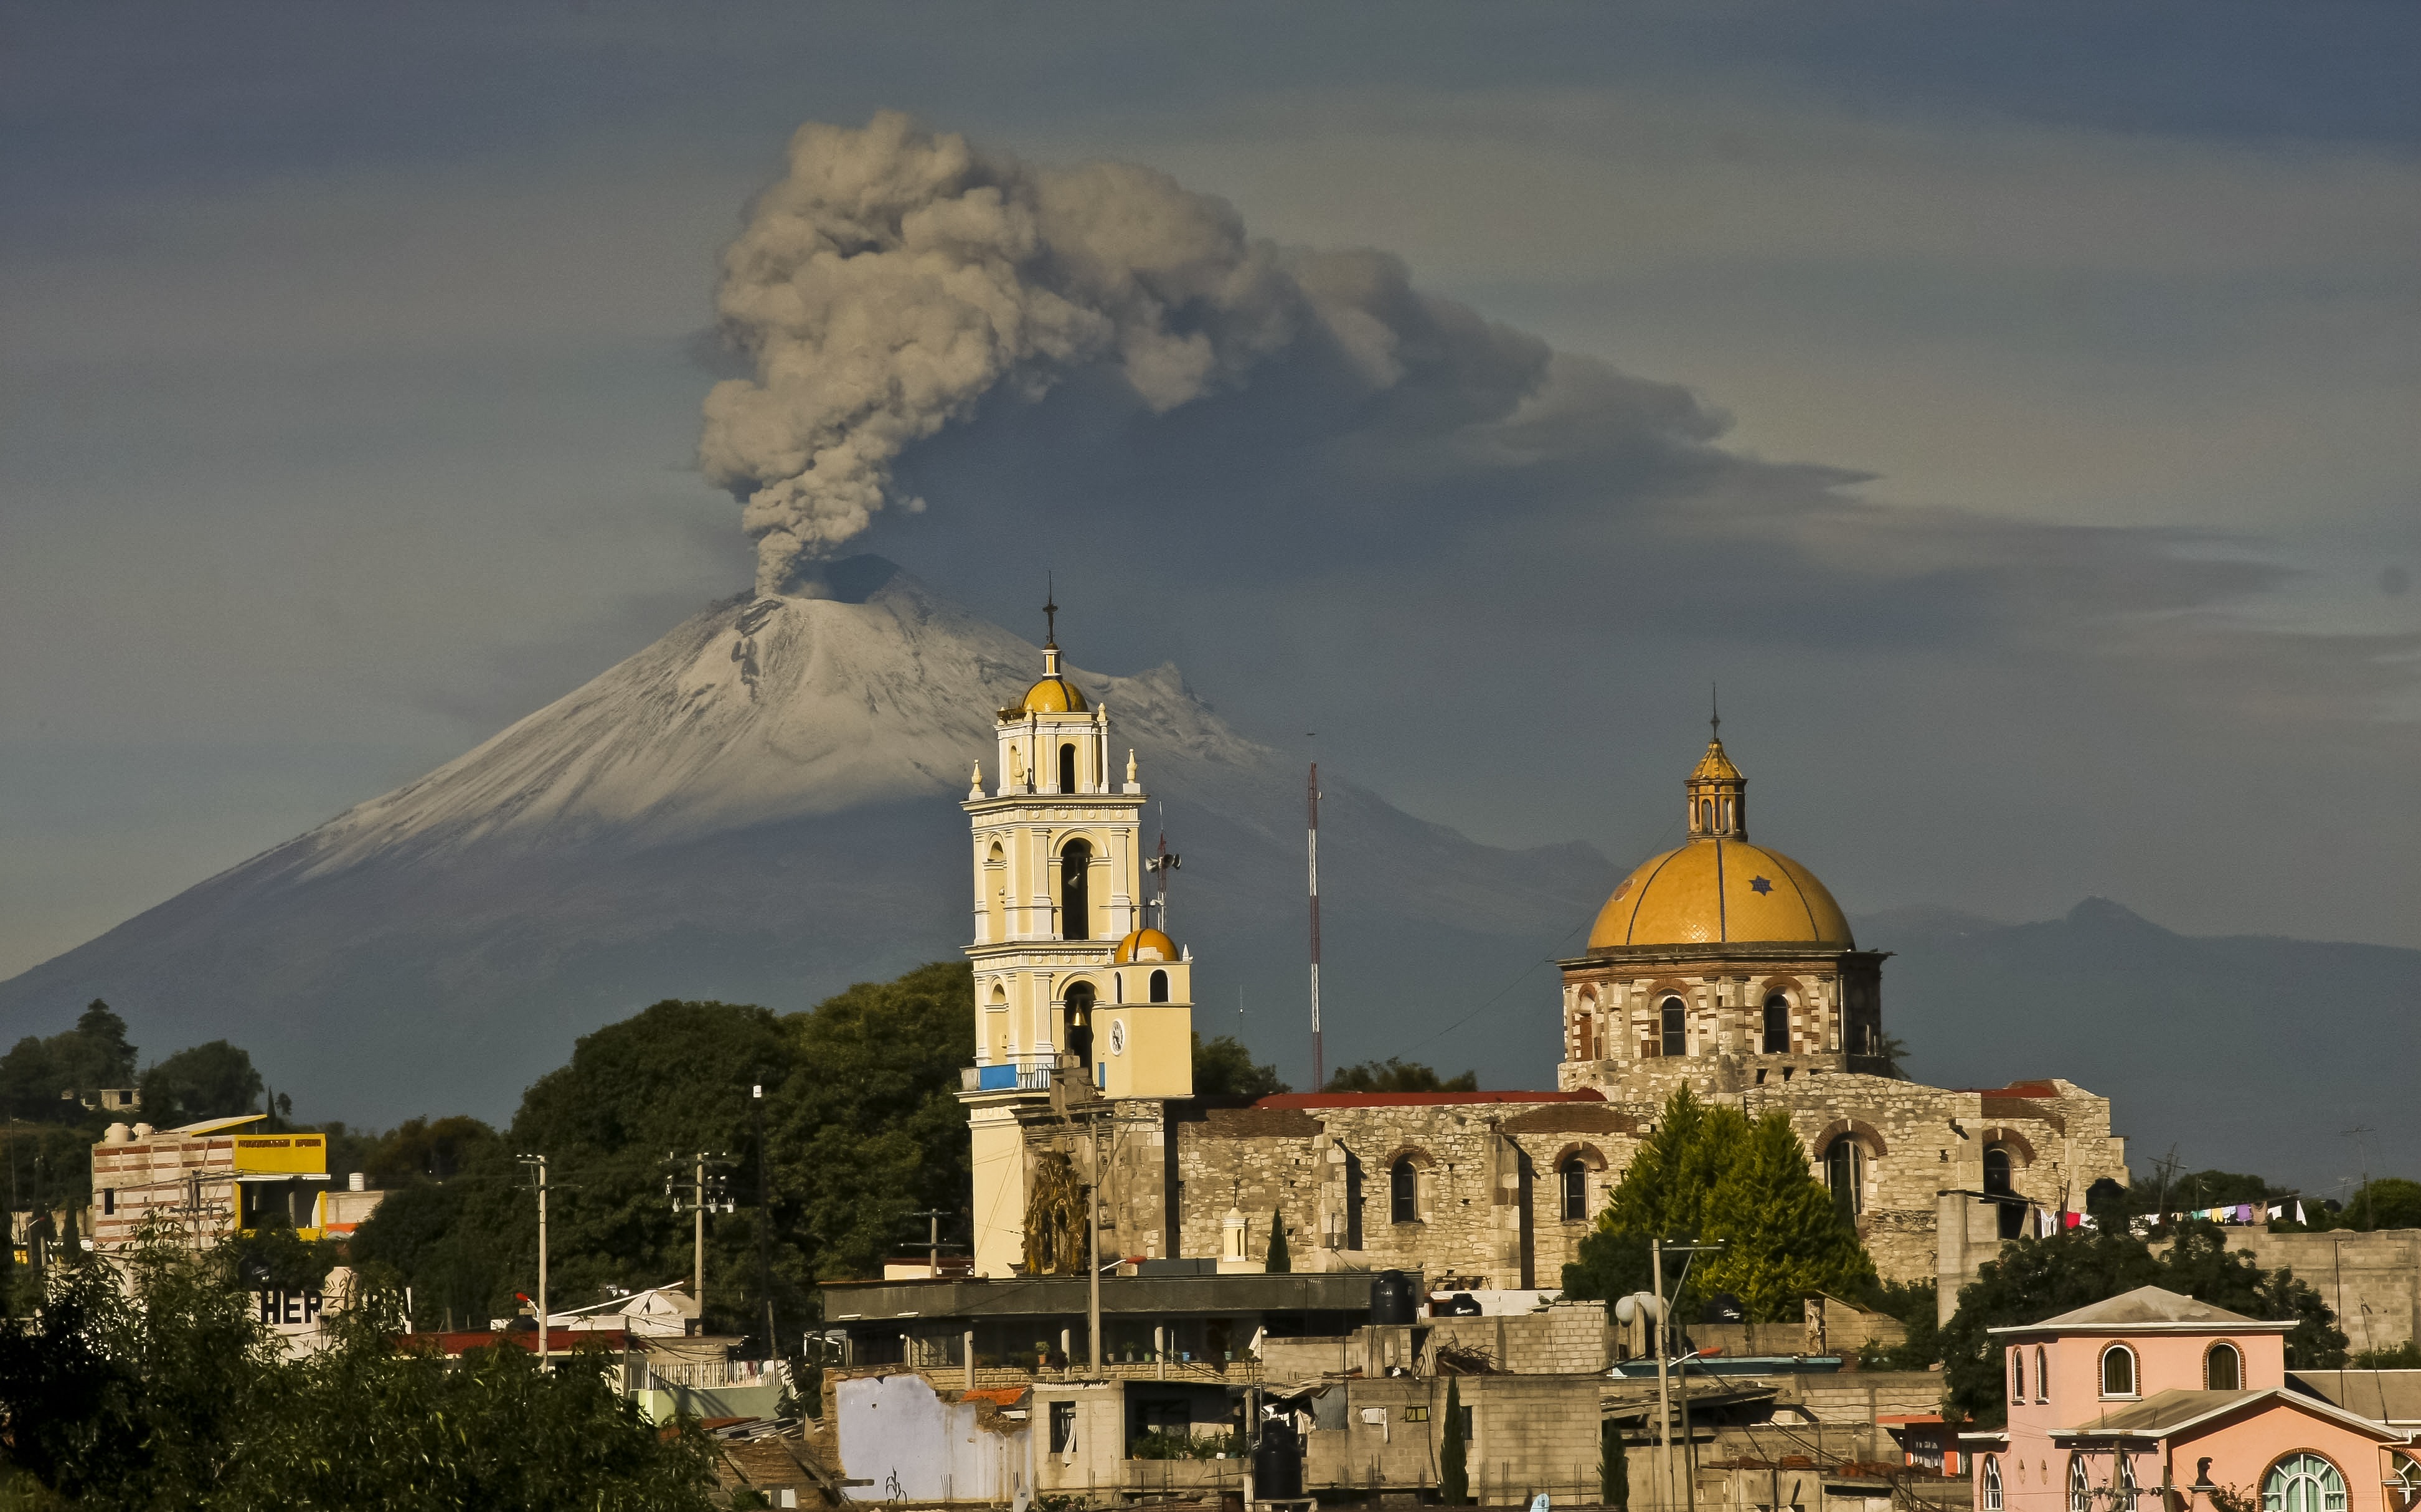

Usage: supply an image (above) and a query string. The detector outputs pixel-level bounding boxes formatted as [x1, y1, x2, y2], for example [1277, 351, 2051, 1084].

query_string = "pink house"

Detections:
[1966, 1287, 2417, 1512]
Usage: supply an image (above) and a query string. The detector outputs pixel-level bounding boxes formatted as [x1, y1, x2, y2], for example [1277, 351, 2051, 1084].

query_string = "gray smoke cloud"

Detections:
[701, 111, 1552, 595]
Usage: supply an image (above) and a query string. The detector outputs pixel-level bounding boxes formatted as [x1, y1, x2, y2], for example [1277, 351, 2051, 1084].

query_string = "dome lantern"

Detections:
[1687, 697, 1745, 839]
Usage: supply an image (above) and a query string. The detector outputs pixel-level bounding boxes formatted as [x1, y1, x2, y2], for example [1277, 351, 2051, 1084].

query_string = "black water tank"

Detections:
[1253, 1417, 1302, 1501]
[1702, 1292, 1746, 1323]
[1371, 1269, 1418, 1325]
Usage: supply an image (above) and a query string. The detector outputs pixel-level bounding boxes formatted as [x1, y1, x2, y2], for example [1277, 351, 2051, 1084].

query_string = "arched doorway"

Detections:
[1984, 1146, 2022, 1239]
[1824, 1136, 1862, 1219]
[1059, 838, 1092, 939]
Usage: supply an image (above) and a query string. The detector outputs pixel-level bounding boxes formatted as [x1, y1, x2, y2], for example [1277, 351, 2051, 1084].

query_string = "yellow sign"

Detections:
[231, 1134, 327, 1175]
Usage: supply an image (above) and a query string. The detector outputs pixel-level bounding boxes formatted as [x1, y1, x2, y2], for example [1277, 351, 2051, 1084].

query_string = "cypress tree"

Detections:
[1265, 1209, 1290, 1273]
[1696, 1110, 1876, 1320]
[1440, 1377, 1468, 1505]
[1601, 1418, 1630, 1509]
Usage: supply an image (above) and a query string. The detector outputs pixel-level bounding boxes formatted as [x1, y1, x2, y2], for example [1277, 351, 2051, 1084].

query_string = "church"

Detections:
[957, 625, 2128, 1296]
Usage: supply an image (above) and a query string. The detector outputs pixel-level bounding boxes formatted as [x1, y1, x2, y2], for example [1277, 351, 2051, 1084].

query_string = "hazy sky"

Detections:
[5, 2, 2417, 985]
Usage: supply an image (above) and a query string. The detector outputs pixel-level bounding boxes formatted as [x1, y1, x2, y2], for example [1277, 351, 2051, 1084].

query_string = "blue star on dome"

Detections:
[1749, 875, 1773, 894]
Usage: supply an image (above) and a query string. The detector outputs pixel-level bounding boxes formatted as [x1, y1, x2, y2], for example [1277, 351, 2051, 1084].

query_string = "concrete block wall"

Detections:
[1422, 1302, 1612, 1374]
[2196, 1228, 2419, 1354]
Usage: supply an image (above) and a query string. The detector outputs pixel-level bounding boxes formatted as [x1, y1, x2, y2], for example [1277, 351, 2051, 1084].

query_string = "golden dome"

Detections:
[1587, 839, 1853, 950]
[1588, 727, 1851, 951]
[1114, 927, 1177, 963]
[1017, 674, 1088, 714]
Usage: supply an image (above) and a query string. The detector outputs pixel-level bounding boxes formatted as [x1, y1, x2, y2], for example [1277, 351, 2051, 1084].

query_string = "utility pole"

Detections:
[1652, 1240, 1671, 1511]
[666, 1151, 735, 1327]
[753, 1080, 777, 1358]
[1307, 762, 1323, 1092]
[516, 1154, 549, 1369]
[1087, 1114, 1103, 1376]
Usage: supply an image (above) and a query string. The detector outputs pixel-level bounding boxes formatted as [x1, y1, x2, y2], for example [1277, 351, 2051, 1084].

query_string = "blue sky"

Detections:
[4, 1, 2417, 979]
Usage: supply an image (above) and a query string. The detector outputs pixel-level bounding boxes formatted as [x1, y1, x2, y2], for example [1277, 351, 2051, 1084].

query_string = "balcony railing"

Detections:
[960, 1053, 1083, 1094]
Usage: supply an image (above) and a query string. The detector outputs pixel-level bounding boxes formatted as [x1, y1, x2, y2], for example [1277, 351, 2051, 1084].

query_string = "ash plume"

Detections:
[701, 110, 1549, 595]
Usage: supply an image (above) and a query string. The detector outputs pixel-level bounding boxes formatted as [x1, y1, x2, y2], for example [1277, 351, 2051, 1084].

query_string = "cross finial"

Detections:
[1711, 683, 1720, 742]
[1044, 574, 1058, 650]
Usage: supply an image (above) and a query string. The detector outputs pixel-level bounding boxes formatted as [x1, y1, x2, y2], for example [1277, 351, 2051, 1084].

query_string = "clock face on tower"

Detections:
[1109, 1019, 1127, 1056]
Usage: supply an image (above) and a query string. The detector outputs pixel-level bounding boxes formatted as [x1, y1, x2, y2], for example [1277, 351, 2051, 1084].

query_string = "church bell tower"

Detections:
[958, 597, 1195, 1277]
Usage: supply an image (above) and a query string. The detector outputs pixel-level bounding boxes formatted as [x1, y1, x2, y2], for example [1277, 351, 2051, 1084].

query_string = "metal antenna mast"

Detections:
[1308, 760, 1323, 1092]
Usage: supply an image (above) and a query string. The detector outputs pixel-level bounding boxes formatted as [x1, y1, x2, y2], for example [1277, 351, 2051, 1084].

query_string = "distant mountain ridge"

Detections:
[1853, 896, 2418, 1189]
[2, 561, 2406, 1191]
[0, 559, 1617, 1122]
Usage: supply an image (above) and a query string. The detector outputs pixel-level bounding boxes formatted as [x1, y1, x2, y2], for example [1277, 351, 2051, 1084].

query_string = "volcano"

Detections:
[0, 559, 1616, 1123]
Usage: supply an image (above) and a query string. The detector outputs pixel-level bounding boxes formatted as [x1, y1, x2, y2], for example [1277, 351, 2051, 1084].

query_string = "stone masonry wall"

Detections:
[1037, 1073, 2126, 1292]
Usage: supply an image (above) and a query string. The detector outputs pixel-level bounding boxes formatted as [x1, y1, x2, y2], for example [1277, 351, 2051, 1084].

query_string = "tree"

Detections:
[351, 963, 975, 1344]
[2342, 1178, 2421, 1232]
[1602, 1086, 1748, 1245]
[0, 999, 141, 1117]
[138, 1040, 264, 1125]
[776, 962, 974, 1282]
[0, 1231, 714, 1508]
[1266, 1209, 1290, 1272]
[1192, 1034, 1289, 1099]
[1939, 1222, 2347, 1427]
[1695, 1111, 1876, 1320]
[1323, 1058, 1476, 1094]
[63, 1001, 138, 1091]
[1440, 1377, 1469, 1505]
[1601, 1417, 1630, 1509]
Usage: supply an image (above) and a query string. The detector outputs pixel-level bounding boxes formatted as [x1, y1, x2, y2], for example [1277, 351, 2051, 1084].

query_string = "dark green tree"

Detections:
[776, 962, 974, 1282]
[1601, 1417, 1630, 1509]
[1265, 1209, 1290, 1273]
[64, 1001, 138, 1091]
[1940, 1222, 2347, 1427]
[138, 1040, 264, 1125]
[1696, 1110, 1876, 1320]
[1192, 1034, 1289, 1099]
[0, 1231, 714, 1508]
[1603, 1086, 1747, 1244]
[1440, 1377, 1469, 1505]
[2342, 1178, 2421, 1231]
[1323, 1058, 1476, 1094]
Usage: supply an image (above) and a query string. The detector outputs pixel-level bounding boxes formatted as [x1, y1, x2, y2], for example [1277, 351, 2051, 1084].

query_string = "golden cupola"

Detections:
[1587, 722, 1853, 951]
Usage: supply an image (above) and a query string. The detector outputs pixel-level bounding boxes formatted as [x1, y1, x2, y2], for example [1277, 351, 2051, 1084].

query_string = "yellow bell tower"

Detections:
[959, 597, 1194, 1277]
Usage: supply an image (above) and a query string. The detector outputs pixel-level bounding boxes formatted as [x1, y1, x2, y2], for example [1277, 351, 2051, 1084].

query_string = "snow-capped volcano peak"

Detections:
[298, 557, 1272, 874]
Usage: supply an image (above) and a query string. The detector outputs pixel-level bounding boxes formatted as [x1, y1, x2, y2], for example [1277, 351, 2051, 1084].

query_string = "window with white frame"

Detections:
[1984, 1458, 2004, 1511]
[2262, 1454, 2347, 1512]
[2099, 1343, 2137, 1398]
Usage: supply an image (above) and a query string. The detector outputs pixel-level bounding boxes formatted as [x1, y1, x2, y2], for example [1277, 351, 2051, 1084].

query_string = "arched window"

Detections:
[1560, 1158, 1588, 1221]
[1148, 968, 1169, 1003]
[1344, 1153, 1364, 1250]
[1762, 994, 1790, 1054]
[1059, 839, 1092, 940]
[2070, 1456, 2093, 1512]
[1659, 998, 1686, 1057]
[2011, 1349, 2026, 1404]
[2206, 1341, 2242, 1391]
[1985, 1146, 2022, 1240]
[1064, 981, 1096, 1070]
[2262, 1454, 2348, 1512]
[2034, 1346, 2049, 1402]
[1984, 1458, 2004, 1512]
[1824, 1137, 1862, 1217]
[1700, 799, 1714, 831]
[2120, 1455, 2141, 1509]
[1390, 1159, 1419, 1224]
[1059, 742, 1077, 795]
[2100, 1344, 2136, 1398]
